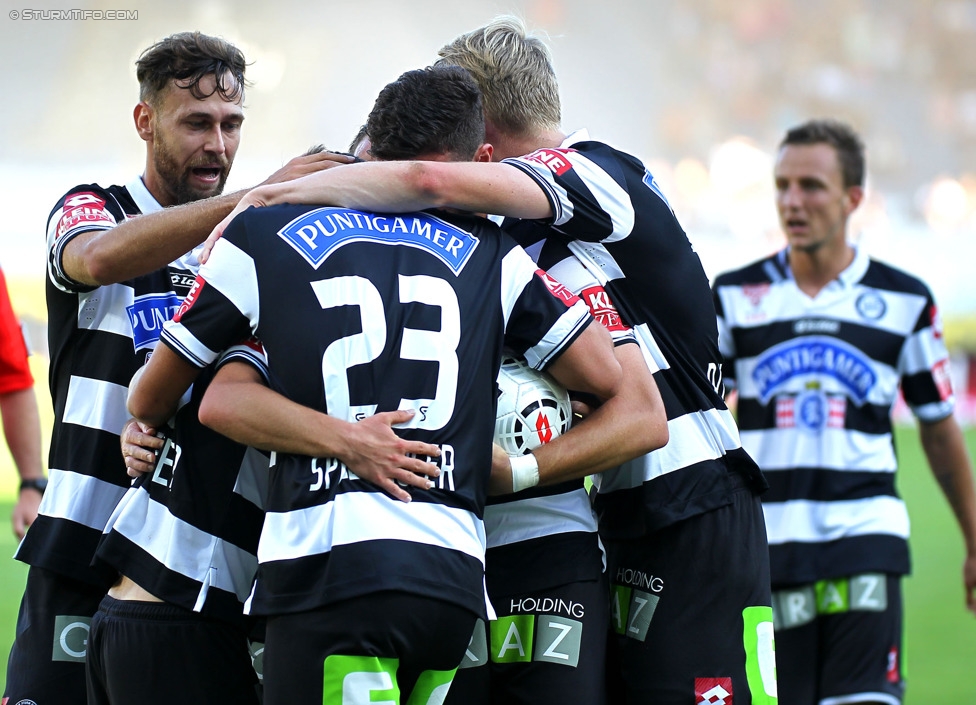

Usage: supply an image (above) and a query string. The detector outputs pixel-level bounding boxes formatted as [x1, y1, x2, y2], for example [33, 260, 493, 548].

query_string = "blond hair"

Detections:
[436, 15, 561, 137]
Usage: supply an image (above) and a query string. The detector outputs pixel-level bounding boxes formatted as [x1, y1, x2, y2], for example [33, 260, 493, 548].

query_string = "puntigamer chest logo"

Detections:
[278, 207, 479, 275]
[127, 293, 181, 352]
[751, 336, 877, 404]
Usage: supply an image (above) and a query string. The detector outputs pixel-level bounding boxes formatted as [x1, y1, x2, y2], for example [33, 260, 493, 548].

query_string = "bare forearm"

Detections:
[199, 377, 352, 457]
[0, 388, 44, 480]
[66, 192, 244, 286]
[248, 161, 552, 219]
[920, 416, 976, 554]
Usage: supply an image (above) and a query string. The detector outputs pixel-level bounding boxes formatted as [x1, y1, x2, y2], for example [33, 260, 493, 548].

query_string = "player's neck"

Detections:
[788, 240, 855, 298]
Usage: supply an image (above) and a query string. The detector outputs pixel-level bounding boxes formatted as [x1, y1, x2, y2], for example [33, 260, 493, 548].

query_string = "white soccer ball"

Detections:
[494, 355, 572, 457]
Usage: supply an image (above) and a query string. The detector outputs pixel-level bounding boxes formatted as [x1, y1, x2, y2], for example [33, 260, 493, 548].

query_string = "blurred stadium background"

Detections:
[2, 0, 976, 700]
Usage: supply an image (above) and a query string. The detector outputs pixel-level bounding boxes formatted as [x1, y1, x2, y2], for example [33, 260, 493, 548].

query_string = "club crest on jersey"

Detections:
[127, 293, 181, 351]
[855, 291, 887, 320]
[277, 207, 479, 275]
[580, 284, 628, 331]
[776, 391, 846, 433]
[522, 148, 574, 176]
[751, 336, 877, 404]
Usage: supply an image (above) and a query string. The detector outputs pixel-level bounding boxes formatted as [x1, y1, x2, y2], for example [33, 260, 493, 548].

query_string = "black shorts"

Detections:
[445, 577, 609, 705]
[773, 574, 903, 705]
[262, 592, 477, 705]
[3, 565, 106, 705]
[604, 485, 777, 705]
[85, 596, 259, 705]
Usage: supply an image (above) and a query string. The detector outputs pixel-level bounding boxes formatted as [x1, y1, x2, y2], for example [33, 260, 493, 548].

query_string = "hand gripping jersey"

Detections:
[17, 178, 198, 587]
[94, 341, 271, 627]
[502, 131, 766, 539]
[0, 266, 34, 394]
[159, 204, 593, 619]
[713, 247, 953, 584]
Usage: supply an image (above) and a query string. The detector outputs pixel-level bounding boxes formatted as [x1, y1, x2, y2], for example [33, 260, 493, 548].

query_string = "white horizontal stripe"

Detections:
[77, 283, 135, 337]
[911, 400, 955, 423]
[258, 492, 485, 565]
[161, 325, 220, 369]
[719, 281, 926, 337]
[740, 427, 897, 472]
[106, 488, 258, 602]
[63, 375, 129, 435]
[38, 468, 127, 531]
[594, 407, 742, 493]
[484, 488, 597, 549]
[763, 496, 909, 545]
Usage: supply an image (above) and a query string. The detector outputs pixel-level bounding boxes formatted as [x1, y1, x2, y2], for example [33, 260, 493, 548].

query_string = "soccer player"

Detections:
[203, 16, 776, 705]
[712, 119, 976, 705]
[0, 266, 45, 540]
[127, 64, 657, 705]
[3, 31, 337, 705]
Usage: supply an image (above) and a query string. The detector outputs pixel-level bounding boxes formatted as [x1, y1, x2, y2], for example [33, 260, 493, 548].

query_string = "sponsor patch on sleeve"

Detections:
[521, 148, 575, 176]
[536, 269, 581, 307]
[55, 191, 116, 240]
[174, 278, 206, 322]
[579, 284, 629, 332]
[932, 358, 953, 401]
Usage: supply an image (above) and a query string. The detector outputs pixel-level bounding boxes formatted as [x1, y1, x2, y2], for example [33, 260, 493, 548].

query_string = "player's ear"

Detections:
[473, 143, 493, 163]
[134, 102, 154, 143]
[844, 184, 864, 215]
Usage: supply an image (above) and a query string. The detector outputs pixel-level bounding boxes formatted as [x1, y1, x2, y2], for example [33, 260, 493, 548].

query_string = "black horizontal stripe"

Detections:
[762, 467, 897, 503]
[901, 370, 948, 408]
[769, 534, 910, 586]
[252, 539, 487, 619]
[16, 514, 118, 587]
[486, 531, 603, 595]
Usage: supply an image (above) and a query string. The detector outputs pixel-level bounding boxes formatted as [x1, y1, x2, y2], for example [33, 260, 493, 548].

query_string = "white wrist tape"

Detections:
[510, 453, 540, 493]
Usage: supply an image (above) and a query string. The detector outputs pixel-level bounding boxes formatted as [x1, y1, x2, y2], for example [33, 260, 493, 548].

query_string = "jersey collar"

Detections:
[778, 244, 870, 289]
[126, 176, 164, 215]
[560, 129, 591, 148]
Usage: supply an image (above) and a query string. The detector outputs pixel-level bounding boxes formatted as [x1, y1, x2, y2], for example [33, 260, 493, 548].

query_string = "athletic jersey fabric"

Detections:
[159, 204, 594, 619]
[0, 266, 34, 394]
[17, 178, 197, 587]
[502, 131, 766, 539]
[713, 246, 952, 583]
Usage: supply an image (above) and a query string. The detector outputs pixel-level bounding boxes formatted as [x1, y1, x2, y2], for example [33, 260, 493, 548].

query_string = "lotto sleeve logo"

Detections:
[536, 269, 581, 307]
[55, 191, 116, 239]
[580, 284, 629, 332]
[696, 677, 733, 704]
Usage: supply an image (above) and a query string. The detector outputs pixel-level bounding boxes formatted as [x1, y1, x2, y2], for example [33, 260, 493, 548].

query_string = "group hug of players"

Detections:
[8, 12, 973, 705]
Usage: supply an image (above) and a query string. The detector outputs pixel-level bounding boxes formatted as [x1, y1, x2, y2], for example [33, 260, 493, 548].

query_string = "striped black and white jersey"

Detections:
[484, 238, 636, 594]
[17, 178, 197, 587]
[94, 341, 271, 626]
[502, 131, 765, 540]
[159, 204, 594, 619]
[712, 246, 953, 584]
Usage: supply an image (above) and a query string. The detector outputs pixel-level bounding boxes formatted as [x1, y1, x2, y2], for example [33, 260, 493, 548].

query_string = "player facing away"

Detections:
[127, 65, 649, 705]
[3, 31, 340, 705]
[209, 16, 777, 704]
[713, 119, 976, 705]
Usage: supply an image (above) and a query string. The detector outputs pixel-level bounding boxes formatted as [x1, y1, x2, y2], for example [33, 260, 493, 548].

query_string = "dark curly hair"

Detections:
[136, 31, 248, 106]
[366, 66, 485, 161]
